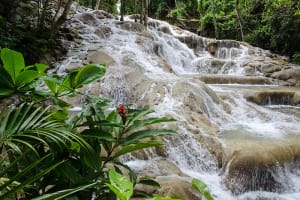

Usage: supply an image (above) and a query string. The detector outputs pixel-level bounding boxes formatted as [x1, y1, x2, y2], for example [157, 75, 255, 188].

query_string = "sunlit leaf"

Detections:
[74, 64, 106, 88]
[120, 129, 176, 145]
[114, 140, 164, 158]
[106, 169, 133, 200]
[192, 178, 214, 200]
[1, 48, 25, 83]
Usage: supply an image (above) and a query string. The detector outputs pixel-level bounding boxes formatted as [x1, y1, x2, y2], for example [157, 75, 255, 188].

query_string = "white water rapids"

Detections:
[55, 5, 300, 200]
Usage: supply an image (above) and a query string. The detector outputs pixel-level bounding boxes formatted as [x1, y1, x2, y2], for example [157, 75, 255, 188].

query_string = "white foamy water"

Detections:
[55, 6, 300, 199]
[208, 85, 300, 138]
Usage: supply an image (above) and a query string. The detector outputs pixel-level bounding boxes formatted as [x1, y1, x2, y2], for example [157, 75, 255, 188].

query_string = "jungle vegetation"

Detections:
[0, 0, 299, 64]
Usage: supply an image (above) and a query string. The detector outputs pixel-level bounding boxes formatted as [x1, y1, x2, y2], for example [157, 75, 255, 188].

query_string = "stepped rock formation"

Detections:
[55, 5, 300, 199]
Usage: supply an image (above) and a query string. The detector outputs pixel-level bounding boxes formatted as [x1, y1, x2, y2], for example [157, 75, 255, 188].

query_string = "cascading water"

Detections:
[55, 4, 300, 199]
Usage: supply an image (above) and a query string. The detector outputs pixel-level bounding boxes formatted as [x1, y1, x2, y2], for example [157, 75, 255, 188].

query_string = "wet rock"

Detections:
[207, 42, 218, 56]
[244, 66, 256, 75]
[137, 31, 153, 39]
[92, 10, 115, 19]
[177, 35, 205, 49]
[78, 12, 99, 26]
[245, 90, 296, 105]
[158, 26, 172, 34]
[223, 135, 300, 194]
[94, 26, 112, 38]
[271, 68, 300, 81]
[156, 176, 202, 200]
[84, 50, 115, 66]
[198, 75, 273, 85]
[196, 134, 223, 168]
[216, 40, 240, 49]
[291, 92, 300, 105]
[261, 64, 282, 73]
[60, 27, 78, 41]
[116, 21, 145, 32]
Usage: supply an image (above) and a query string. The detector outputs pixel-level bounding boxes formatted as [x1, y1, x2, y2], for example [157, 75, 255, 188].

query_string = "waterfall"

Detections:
[55, 6, 300, 199]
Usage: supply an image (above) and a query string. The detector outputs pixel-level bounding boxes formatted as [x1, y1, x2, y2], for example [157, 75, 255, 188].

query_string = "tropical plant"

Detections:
[0, 48, 177, 199]
[107, 169, 180, 200]
[192, 178, 214, 200]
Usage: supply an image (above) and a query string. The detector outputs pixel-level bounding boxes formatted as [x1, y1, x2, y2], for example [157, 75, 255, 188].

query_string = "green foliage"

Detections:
[292, 52, 300, 64]
[0, 154, 65, 199]
[106, 169, 134, 200]
[0, 48, 177, 199]
[0, 48, 48, 99]
[192, 178, 214, 200]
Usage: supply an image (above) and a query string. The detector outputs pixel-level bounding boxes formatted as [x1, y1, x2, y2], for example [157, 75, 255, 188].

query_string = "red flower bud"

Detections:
[117, 104, 127, 124]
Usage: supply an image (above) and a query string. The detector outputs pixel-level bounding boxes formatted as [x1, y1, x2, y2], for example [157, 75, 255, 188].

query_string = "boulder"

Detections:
[291, 92, 300, 105]
[261, 64, 282, 73]
[207, 42, 218, 56]
[198, 75, 273, 85]
[84, 50, 115, 66]
[116, 21, 145, 32]
[78, 12, 99, 26]
[92, 10, 115, 19]
[94, 26, 112, 38]
[244, 66, 256, 75]
[271, 68, 300, 81]
[156, 176, 202, 200]
[245, 90, 297, 105]
[223, 135, 300, 194]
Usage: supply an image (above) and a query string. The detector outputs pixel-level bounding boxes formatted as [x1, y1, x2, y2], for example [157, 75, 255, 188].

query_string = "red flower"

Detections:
[117, 104, 127, 124]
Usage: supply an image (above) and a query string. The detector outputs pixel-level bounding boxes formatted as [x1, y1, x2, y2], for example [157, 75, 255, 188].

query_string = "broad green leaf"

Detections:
[106, 169, 133, 200]
[43, 76, 71, 95]
[33, 63, 49, 74]
[43, 76, 62, 94]
[15, 70, 39, 87]
[126, 117, 176, 132]
[126, 109, 154, 127]
[113, 140, 164, 158]
[0, 89, 14, 97]
[120, 129, 176, 145]
[31, 182, 99, 200]
[50, 96, 71, 108]
[74, 64, 106, 88]
[56, 161, 83, 183]
[1, 48, 25, 83]
[138, 178, 161, 188]
[0, 67, 14, 89]
[81, 129, 115, 141]
[51, 109, 68, 120]
[192, 178, 214, 200]
[63, 71, 78, 90]
[80, 120, 123, 128]
[79, 148, 101, 169]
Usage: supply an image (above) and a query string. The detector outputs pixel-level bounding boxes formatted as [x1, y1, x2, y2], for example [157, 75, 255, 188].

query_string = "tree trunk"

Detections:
[92, 0, 100, 9]
[52, 0, 63, 27]
[235, 0, 244, 41]
[120, 0, 127, 21]
[166, 0, 176, 9]
[39, 0, 50, 30]
[51, 0, 73, 37]
[210, 0, 219, 39]
[140, 0, 150, 26]
[197, 0, 204, 35]
[95, 0, 100, 10]
[140, 0, 144, 24]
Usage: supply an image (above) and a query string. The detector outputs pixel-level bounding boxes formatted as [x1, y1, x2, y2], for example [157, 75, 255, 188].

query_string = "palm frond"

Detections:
[0, 103, 92, 155]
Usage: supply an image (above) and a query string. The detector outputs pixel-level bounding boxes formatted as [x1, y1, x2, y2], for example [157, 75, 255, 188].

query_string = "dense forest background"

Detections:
[0, 0, 299, 64]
